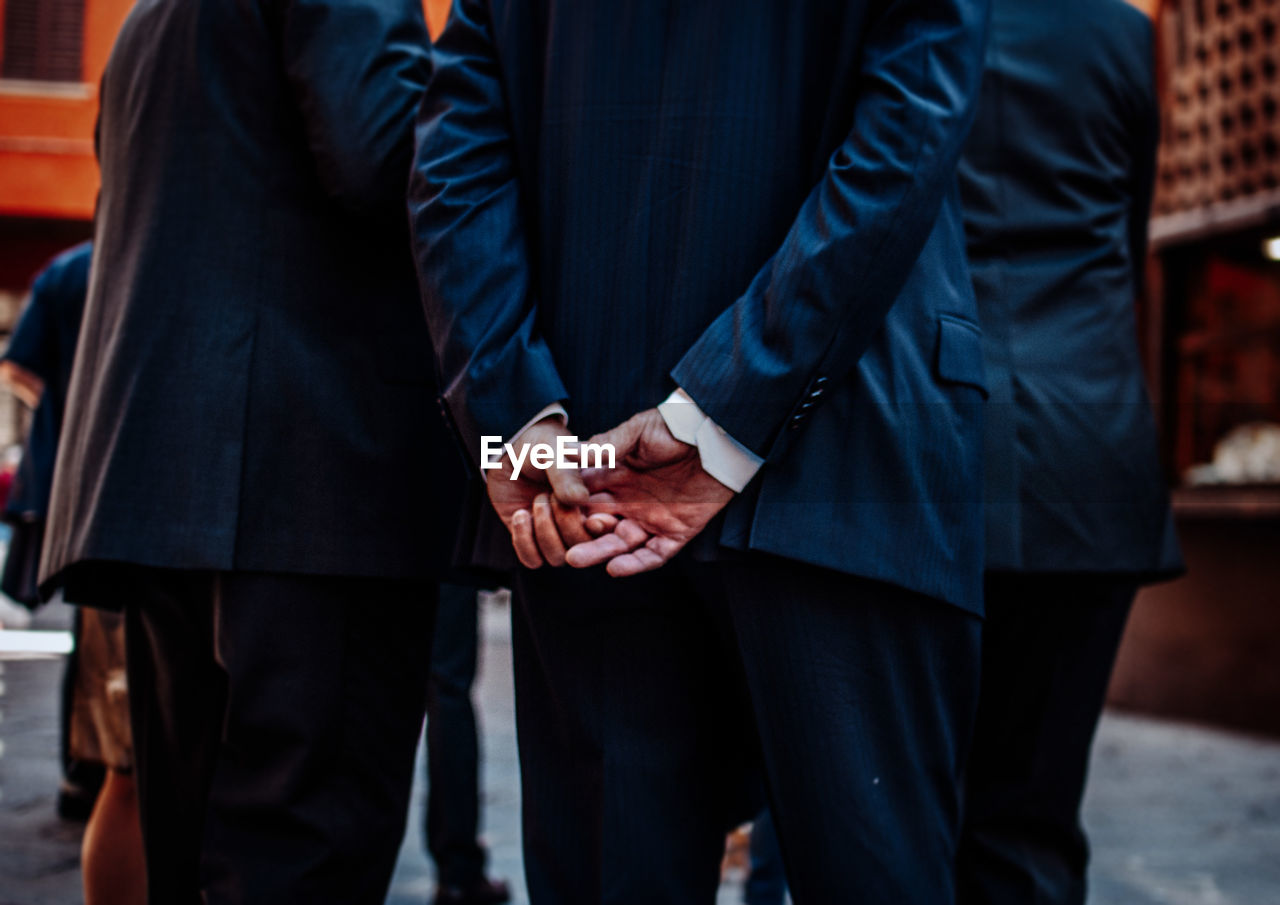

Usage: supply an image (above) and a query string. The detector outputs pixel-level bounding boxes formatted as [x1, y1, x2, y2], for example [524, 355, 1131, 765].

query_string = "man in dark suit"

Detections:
[411, 1, 991, 900]
[955, 2, 1183, 903]
[40, 2, 446, 902]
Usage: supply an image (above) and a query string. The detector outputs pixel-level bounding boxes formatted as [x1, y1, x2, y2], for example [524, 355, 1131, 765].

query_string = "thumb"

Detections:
[587, 411, 649, 461]
[546, 461, 589, 507]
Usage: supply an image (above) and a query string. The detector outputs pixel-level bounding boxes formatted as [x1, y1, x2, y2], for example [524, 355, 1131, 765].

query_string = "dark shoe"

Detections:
[433, 877, 512, 905]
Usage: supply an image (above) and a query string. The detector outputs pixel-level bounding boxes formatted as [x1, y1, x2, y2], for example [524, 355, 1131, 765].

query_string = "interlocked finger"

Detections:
[510, 509, 543, 569]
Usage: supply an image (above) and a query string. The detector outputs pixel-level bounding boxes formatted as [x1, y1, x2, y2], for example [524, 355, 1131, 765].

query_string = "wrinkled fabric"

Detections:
[411, 0, 994, 613]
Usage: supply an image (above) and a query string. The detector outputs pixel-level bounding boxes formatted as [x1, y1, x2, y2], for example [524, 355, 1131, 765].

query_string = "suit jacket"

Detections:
[4, 242, 91, 520]
[958, 0, 1182, 576]
[42, 0, 464, 593]
[411, 0, 993, 613]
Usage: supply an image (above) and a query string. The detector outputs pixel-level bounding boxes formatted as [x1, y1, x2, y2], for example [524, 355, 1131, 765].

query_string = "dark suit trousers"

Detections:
[121, 569, 435, 905]
[512, 555, 981, 905]
[956, 574, 1136, 905]
[744, 807, 787, 905]
[425, 582, 488, 886]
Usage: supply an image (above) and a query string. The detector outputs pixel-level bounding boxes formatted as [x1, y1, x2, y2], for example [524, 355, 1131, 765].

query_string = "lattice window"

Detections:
[1, 0, 86, 83]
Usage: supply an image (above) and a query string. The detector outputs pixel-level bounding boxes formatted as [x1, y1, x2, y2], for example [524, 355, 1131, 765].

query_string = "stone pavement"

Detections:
[3, 598, 1279, 905]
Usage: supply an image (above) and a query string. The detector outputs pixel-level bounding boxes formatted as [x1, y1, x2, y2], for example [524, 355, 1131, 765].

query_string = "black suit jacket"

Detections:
[411, 0, 994, 613]
[42, 0, 462, 592]
[958, 0, 1181, 575]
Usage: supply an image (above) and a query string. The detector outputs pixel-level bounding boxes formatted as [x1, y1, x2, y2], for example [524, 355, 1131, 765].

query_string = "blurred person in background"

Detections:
[70, 598, 145, 905]
[37, 1, 455, 903]
[955, 1, 1183, 903]
[423, 583, 511, 905]
[0, 240, 145, 904]
[1, 242, 90, 613]
[1, 245, 98, 818]
[1, 245, 102, 810]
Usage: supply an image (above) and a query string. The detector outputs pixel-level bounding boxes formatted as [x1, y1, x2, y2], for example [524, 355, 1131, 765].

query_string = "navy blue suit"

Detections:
[411, 1, 991, 901]
[960, 0, 1180, 576]
[412, 0, 992, 614]
[955, 3, 1182, 904]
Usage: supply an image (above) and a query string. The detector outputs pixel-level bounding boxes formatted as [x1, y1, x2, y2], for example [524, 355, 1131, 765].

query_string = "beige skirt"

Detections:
[69, 608, 133, 771]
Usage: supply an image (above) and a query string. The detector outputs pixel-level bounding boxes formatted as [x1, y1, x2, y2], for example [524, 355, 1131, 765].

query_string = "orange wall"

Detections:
[426, 0, 451, 39]
[0, 0, 451, 223]
[0, 0, 134, 220]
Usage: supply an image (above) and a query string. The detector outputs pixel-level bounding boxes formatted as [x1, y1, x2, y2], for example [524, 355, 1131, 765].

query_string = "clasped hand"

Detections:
[486, 410, 735, 576]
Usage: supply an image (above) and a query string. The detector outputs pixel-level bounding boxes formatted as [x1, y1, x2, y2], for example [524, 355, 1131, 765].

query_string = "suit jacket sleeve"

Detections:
[278, 0, 431, 216]
[670, 0, 990, 458]
[407, 0, 568, 462]
[1128, 17, 1159, 301]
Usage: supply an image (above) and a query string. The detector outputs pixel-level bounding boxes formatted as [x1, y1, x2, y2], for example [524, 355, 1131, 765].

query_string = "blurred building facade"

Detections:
[1109, 0, 1280, 736]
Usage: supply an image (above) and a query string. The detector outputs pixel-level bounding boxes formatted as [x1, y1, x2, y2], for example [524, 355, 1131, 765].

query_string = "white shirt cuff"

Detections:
[511, 402, 568, 444]
[658, 389, 762, 493]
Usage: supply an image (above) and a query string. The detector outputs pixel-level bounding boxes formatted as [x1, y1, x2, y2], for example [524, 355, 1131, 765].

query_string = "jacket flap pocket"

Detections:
[935, 314, 988, 397]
